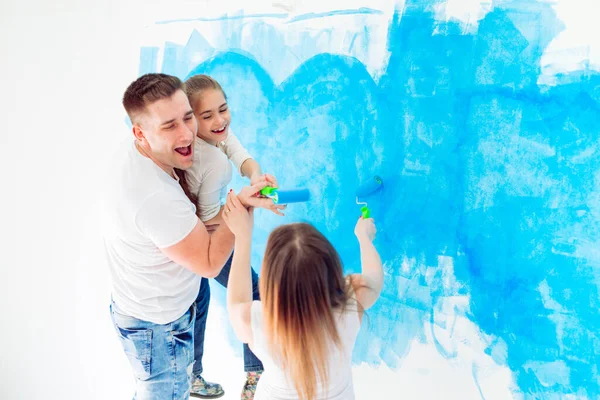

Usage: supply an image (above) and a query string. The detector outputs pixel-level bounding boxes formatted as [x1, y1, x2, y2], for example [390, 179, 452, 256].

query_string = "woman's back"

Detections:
[250, 298, 362, 400]
[220, 215, 382, 400]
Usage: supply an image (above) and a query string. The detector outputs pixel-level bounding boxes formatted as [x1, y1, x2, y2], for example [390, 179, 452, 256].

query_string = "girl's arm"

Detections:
[240, 158, 262, 182]
[241, 158, 280, 190]
[221, 132, 279, 187]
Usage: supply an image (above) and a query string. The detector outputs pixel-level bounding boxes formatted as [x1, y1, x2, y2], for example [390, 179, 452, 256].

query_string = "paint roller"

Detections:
[356, 175, 384, 218]
[259, 186, 311, 204]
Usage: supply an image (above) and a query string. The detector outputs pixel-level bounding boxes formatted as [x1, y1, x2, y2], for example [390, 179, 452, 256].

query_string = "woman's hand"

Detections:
[222, 190, 254, 237]
[354, 216, 377, 243]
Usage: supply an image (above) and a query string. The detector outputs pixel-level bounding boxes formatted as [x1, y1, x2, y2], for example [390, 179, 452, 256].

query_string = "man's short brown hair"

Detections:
[122, 73, 183, 123]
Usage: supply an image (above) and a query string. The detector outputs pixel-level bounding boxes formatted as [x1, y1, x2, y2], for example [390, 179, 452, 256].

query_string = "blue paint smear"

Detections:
[286, 7, 384, 23]
[156, 13, 288, 25]
[139, 47, 159, 76]
[155, 8, 383, 26]
[472, 363, 486, 400]
[142, 0, 600, 397]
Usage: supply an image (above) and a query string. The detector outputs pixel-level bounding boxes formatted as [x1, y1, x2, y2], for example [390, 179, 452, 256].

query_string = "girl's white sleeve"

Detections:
[219, 131, 253, 176]
[188, 140, 225, 221]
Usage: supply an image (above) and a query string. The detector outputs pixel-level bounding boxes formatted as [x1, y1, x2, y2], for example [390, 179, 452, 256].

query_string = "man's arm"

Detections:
[136, 188, 234, 278]
[160, 213, 234, 278]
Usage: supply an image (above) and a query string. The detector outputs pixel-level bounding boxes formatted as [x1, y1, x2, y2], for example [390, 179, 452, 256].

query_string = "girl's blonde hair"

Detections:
[184, 74, 227, 106]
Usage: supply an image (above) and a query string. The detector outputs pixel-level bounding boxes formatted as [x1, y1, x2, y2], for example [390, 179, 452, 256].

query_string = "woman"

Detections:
[222, 191, 384, 400]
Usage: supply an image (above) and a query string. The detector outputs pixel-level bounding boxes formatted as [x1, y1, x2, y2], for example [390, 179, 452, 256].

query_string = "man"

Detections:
[102, 73, 270, 399]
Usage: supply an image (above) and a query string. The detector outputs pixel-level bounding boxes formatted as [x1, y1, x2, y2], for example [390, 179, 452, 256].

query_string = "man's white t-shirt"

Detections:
[101, 140, 201, 324]
[186, 132, 252, 222]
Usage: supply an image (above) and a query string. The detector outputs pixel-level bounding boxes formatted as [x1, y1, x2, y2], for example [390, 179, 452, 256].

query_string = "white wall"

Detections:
[1, 1, 143, 398]
[1, 0, 597, 399]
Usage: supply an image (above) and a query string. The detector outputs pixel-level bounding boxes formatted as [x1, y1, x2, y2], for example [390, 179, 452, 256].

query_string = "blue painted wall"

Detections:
[140, 1, 600, 397]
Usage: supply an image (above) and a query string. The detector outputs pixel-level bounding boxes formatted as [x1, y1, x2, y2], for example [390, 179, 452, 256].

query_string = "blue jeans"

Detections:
[110, 301, 196, 400]
[192, 253, 263, 375]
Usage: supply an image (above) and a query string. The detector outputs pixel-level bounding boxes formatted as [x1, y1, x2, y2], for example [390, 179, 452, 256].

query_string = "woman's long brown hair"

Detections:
[260, 223, 359, 400]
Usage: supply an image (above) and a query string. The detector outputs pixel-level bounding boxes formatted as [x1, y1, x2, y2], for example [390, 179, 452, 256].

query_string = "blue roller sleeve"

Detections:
[355, 175, 384, 199]
[272, 188, 311, 204]
[356, 176, 384, 218]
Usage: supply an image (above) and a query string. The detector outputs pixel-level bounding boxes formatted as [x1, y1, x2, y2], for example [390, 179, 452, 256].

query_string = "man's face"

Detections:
[135, 90, 198, 173]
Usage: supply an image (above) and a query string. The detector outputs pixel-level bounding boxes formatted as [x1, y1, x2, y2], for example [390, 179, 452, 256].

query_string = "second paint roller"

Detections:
[356, 175, 384, 218]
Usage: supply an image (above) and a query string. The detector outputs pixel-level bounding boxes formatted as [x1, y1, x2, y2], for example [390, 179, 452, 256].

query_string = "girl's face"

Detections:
[192, 88, 231, 145]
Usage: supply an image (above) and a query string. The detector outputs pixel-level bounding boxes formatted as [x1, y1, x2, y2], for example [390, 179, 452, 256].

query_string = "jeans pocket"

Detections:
[171, 305, 196, 372]
[116, 326, 153, 381]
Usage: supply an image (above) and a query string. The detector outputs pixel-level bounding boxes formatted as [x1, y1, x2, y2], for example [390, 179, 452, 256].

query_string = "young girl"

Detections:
[183, 74, 284, 226]
[222, 191, 384, 400]
[181, 75, 285, 400]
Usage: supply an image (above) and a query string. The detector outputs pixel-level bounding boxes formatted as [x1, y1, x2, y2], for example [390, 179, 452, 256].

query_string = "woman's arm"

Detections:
[222, 191, 255, 346]
[350, 217, 383, 310]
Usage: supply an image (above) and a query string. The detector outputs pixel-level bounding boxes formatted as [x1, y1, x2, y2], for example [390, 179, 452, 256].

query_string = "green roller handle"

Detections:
[259, 186, 278, 196]
[360, 205, 371, 219]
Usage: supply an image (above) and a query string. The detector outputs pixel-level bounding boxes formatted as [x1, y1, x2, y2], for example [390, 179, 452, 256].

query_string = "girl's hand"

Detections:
[251, 173, 279, 189]
[236, 181, 286, 216]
